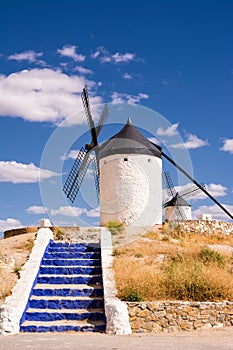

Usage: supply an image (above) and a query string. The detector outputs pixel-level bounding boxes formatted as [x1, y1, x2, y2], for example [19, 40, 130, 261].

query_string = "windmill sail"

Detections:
[63, 86, 109, 204]
[63, 147, 92, 203]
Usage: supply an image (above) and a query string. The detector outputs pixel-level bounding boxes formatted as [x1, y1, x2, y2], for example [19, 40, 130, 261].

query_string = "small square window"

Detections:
[124, 158, 128, 161]
[148, 158, 151, 162]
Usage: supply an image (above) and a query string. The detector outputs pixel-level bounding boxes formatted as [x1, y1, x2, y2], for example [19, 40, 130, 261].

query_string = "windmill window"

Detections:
[148, 158, 151, 162]
[124, 158, 128, 161]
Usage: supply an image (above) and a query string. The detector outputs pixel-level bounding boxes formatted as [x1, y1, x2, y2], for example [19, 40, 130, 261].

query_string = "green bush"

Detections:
[106, 220, 124, 235]
[124, 289, 143, 302]
[198, 247, 225, 267]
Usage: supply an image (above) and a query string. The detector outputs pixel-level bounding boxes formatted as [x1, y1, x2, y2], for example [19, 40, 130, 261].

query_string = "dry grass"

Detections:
[0, 232, 36, 304]
[113, 230, 233, 302]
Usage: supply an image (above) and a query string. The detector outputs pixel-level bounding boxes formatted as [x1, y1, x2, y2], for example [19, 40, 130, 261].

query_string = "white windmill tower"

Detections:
[99, 118, 162, 226]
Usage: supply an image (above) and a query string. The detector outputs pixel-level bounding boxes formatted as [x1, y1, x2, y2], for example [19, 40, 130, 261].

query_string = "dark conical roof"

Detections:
[164, 195, 191, 208]
[99, 118, 161, 159]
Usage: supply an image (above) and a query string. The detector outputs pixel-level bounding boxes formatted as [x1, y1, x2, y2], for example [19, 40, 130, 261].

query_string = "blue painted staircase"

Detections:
[20, 241, 106, 333]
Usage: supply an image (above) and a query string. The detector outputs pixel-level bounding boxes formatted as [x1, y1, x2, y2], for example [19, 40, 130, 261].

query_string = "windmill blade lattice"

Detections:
[178, 183, 205, 200]
[81, 87, 98, 148]
[162, 171, 177, 199]
[174, 205, 187, 221]
[92, 156, 100, 202]
[63, 147, 92, 203]
[95, 104, 109, 138]
[63, 86, 109, 204]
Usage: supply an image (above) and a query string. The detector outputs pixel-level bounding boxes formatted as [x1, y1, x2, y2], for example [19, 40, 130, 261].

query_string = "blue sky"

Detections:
[0, 0, 233, 234]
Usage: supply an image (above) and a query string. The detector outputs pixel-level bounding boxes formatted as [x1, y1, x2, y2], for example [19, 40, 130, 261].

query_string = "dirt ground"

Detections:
[0, 232, 36, 305]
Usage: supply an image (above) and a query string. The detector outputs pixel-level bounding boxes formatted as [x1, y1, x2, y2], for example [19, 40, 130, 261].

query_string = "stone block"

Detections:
[140, 303, 148, 310]
[138, 309, 150, 318]
[143, 323, 153, 331]
[168, 326, 181, 333]
[194, 320, 203, 329]
[213, 323, 223, 329]
[131, 318, 144, 330]
[152, 324, 162, 334]
[166, 313, 173, 321]
[180, 322, 193, 330]
[201, 323, 212, 330]
[147, 302, 160, 311]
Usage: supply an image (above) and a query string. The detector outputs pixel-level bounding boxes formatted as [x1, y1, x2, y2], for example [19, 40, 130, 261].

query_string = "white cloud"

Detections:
[61, 150, 80, 161]
[26, 206, 48, 214]
[192, 204, 233, 221]
[91, 47, 136, 64]
[111, 92, 149, 104]
[192, 184, 227, 200]
[86, 207, 100, 217]
[122, 73, 133, 80]
[161, 80, 169, 86]
[57, 45, 85, 62]
[74, 66, 93, 75]
[0, 68, 101, 123]
[0, 218, 22, 232]
[61, 149, 95, 161]
[203, 183, 227, 198]
[220, 139, 233, 154]
[156, 123, 179, 137]
[148, 136, 161, 145]
[0, 161, 59, 183]
[50, 206, 86, 217]
[8, 50, 45, 65]
[171, 134, 209, 149]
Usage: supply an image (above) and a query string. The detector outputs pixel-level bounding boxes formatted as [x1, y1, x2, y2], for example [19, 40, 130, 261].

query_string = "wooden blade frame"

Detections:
[63, 147, 92, 203]
[63, 86, 109, 204]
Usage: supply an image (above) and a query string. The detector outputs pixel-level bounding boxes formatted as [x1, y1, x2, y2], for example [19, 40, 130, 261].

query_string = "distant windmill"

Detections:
[63, 87, 233, 225]
[162, 171, 204, 221]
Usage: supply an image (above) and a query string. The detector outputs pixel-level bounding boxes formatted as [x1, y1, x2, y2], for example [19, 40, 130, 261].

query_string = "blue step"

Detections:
[41, 259, 100, 266]
[36, 275, 102, 285]
[28, 298, 104, 310]
[49, 242, 100, 249]
[39, 266, 101, 275]
[32, 287, 103, 297]
[24, 310, 105, 322]
[43, 252, 100, 259]
[20, 323, 106, 333]
[47, 246, 100, 253]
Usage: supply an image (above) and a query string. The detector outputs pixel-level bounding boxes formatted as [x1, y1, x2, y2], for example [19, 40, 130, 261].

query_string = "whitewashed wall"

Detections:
[100, 154, 162, 226]
[165, 205, 192, 221]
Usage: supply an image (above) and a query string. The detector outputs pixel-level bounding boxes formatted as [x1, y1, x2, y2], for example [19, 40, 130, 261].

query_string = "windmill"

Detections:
[63, 89, 233, 225]
[162, 171, 204, 222]
[63, 86, 109, 203]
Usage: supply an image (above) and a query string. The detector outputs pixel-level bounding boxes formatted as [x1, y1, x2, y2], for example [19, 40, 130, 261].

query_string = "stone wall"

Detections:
[4, 227, 38, 239]
[127, 301, 233, 334]
[178, 220, 233, 236]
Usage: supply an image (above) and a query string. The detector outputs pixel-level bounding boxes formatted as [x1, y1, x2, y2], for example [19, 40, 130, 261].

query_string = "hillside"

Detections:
[0, 232, 36, 305]
[113, 224, 233, 302]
